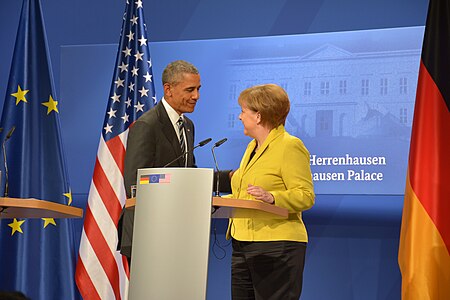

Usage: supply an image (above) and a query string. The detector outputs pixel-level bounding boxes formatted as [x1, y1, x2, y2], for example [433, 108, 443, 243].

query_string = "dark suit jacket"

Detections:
[124, 100, 196, 197]
[118, 101, 232, 261]
[119, 101, 195, 259]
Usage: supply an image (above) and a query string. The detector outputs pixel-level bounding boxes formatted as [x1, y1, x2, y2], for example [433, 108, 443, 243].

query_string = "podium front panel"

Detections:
[129, 168, 213, 300]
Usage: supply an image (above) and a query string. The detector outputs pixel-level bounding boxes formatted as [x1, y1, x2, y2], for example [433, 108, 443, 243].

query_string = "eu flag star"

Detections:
[41, 95, 59, 114]
[42, 218, 56, 228]
[11, 85, 29, 105]
[8, 218, 25, 235]
[64, 190, 73, 205]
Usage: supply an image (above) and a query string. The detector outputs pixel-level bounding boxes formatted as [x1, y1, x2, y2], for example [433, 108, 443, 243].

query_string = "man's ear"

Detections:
[163, 83, 172, 97]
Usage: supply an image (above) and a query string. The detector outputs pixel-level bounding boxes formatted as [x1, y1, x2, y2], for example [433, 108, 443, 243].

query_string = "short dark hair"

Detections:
[162, 60, 199, 85]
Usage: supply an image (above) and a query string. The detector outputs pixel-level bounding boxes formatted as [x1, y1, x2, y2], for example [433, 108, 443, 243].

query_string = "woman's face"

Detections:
[239, 103, 259, 138]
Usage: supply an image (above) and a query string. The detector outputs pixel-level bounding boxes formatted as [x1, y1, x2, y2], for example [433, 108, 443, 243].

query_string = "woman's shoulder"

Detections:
[278, 132, 310, 155]
[280, 131, 305, 145]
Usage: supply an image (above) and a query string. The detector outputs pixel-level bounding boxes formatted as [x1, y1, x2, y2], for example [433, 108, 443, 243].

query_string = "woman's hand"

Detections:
[247, 184, 274, 204]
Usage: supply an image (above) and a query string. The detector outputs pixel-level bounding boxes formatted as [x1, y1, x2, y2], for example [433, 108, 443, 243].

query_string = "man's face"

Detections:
[164, 73, 201, 114]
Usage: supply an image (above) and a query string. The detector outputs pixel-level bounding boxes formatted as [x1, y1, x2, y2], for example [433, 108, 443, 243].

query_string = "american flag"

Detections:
[75, 0, 156, 299]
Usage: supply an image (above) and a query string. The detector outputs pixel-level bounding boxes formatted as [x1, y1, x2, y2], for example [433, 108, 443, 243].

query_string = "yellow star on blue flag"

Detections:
[42, 218, 56, 228]
[41, 95, 59, 114]
[11, 85, 29, 105]
[8, 218, 26, 235]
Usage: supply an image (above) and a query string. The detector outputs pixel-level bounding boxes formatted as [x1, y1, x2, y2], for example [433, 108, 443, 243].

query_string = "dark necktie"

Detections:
[177, 117, 186, 165]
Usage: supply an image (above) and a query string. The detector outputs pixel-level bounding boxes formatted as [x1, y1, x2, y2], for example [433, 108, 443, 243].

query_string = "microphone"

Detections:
[3, 126, 16, 197]
[198, 138, 213, 147]
[163, 137, 212, 168]
[5, 127, 15, 140]
[214, 138, 227, 148]
[211, 138, 227, 196]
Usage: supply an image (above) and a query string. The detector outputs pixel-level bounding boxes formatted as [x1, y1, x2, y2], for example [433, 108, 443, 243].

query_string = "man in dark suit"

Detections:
[124, 60, 200, 194]
[118, 60, 202, 262]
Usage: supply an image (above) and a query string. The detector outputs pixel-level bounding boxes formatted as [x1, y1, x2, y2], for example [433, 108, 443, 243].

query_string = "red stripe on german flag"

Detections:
[408, 62, 450, 251]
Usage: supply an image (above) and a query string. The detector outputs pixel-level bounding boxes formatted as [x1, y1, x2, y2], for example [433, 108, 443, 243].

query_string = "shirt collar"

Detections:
[162, 97, 183, 126]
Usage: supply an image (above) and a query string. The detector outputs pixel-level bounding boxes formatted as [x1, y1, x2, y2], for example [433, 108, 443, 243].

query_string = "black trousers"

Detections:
[231, 239, 307, 300]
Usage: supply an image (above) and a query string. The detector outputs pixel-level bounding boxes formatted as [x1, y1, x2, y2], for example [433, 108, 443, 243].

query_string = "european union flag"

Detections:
[0, 0, 79, 299]
[150, 175, 161, 183]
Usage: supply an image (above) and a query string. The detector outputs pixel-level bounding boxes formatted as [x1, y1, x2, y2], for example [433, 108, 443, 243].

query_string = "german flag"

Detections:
[398, 0, 450, 299]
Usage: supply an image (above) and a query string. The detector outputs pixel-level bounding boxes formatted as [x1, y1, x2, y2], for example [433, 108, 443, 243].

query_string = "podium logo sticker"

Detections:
[140, 174, 171, 184]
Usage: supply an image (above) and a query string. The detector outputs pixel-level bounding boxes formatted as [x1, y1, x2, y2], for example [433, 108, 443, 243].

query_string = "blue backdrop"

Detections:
[0, 0, 429, 299]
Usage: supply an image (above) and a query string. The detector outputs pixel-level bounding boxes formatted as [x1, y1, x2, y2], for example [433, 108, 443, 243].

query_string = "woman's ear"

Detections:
[256, 112, 262, 125]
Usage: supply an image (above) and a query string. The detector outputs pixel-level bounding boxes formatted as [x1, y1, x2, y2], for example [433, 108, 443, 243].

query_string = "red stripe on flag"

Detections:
[76, 0, 155, 297]
[83, 205, 122, 300]
[75, 259, 102, 300]
[408, 61, 450, 252]
[92, 158, 123, 226]
[107, 135, 126, 175]
[122, 253, 130, 279]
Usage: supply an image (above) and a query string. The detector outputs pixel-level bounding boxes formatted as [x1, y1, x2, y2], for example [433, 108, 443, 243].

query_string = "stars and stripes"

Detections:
[75, 0, 156, 299]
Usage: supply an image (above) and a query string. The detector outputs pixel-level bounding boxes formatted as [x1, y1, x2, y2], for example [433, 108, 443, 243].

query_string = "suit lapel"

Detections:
[155, 102, 183, 161]
[184, 117, 195, 166]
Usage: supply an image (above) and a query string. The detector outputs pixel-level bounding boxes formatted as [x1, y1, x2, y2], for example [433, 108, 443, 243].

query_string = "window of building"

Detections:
[400, 108, 407, 124]
[380, 78, 388, 95]
[229, 84, 237, 101]
[361, 79, 369, 96]
[228, 113, 235, 128]
[304, 82, 311, 96]
[339, 80, 347, 95]
[320, 81, 330, 95]
[316, 110, 333, 137]
[400, 77, 408, 94]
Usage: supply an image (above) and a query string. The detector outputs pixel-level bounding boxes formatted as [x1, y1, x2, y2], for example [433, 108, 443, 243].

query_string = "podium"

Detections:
[129, 168, 214, 300]
[127, 167, 288, 299]
[0, 197, 83, 219]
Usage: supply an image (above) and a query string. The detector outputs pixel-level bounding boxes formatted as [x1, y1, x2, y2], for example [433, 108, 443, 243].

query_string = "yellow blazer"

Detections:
[226, 125, 315, 242]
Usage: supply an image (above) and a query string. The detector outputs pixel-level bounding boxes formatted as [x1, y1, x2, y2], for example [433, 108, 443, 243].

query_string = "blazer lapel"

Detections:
[241, 126, 285, 175]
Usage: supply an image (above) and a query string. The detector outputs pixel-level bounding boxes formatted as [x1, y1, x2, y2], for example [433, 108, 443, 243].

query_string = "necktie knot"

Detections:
[177, 117, 184, 129]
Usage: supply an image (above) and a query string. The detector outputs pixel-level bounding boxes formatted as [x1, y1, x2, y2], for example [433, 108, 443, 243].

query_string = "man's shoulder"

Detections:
[184, 115, 194, 125]
[136, 103, 161, 124]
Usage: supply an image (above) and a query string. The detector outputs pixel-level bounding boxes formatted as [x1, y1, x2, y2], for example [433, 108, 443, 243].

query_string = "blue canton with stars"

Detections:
[103, 0, 156, 141]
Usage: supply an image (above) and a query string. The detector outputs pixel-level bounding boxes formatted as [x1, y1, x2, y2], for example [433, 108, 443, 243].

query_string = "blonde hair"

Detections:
[238, 84, 290, 128]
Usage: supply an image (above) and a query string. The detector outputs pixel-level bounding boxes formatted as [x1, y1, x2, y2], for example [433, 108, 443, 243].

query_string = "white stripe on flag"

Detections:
[79, 229, 116, 299]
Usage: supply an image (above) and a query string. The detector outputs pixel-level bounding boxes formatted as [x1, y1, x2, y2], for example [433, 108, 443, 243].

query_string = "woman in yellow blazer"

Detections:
[227, 84, 315, 300]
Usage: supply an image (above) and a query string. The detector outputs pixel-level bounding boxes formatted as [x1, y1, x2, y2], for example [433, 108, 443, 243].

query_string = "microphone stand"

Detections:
[2, 126, 16, 197]
[163, 138, 212, 168]
[211, 138, 227, 197]
[212, 146, 220, 197]
[2, 142, 9, 197]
